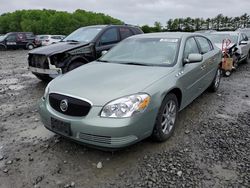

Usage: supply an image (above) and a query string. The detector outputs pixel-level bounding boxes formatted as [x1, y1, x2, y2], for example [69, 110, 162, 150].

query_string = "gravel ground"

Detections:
[0, 50, 249, 188]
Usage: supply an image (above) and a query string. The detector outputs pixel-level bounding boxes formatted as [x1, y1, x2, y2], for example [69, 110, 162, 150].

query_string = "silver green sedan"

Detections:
[39, 32, 222, 149]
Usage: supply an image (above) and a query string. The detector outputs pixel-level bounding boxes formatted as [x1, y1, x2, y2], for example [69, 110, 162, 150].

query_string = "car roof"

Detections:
[79, 24, 141, 29]
[212, 31, 240, 35]
[129, 32, 202, 39]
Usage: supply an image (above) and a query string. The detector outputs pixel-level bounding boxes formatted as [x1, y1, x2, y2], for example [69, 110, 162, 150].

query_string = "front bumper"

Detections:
[38, 98, 156, 148]
[29, 66, 62, 75]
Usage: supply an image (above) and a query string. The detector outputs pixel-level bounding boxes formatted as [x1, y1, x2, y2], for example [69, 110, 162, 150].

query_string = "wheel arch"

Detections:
[0, 44, 7, 49]
[166, 88, 182, 108]
[67, 56, 89, 67]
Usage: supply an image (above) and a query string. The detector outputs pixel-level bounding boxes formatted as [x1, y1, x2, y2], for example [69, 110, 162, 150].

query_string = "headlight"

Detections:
[100, 94, 151, 118]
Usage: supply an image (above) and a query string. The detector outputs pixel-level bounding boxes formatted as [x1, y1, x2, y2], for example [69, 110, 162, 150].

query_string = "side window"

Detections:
[195, 37, 212, 54]
[100, 28, 118, 45]
[183, 37, 199, 59]
[6, 34, 16, 42]
[119, 28, 133, 40]
[242, 33, 248, 41]
[51, 36, 60, 39]
[239, 34, 244, 42]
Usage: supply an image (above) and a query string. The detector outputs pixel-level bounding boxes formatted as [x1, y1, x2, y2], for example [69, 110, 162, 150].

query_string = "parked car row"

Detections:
[0, 32, 41, 50]
[0, 32, 66, 50]
[27, 25, 226, 149]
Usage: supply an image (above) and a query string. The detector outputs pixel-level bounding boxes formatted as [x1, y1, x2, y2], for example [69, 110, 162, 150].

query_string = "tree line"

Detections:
[142, 13, 250, 33]
[0, 9, 123, 35]
[0, 10, 249, 35]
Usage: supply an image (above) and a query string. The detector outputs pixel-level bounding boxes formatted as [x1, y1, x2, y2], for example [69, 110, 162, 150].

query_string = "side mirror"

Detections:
[101, 50, 108, 56]
[240, 41, 247, 45]
[184, 53, 203, 64]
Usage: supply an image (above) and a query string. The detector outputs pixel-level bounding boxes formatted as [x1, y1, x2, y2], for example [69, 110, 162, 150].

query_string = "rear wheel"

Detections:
[209, 68, 221, 92]
[27, 44, 34, 50]
[152, 93, 179, 142]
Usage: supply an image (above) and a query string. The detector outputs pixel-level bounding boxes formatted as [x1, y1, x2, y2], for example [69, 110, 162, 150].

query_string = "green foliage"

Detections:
[141, 13, 250, 33]
[0, 9, 123, 34]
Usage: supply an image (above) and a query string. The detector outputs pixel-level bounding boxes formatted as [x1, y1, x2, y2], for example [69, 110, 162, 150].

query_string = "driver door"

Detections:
[6, 34, 17, 48]
[95, 27, 120, 58]
[178, 37, 205, 107]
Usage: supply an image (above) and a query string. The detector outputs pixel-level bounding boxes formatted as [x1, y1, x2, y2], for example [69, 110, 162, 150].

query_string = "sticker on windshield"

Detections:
[160, 38, 178, 43]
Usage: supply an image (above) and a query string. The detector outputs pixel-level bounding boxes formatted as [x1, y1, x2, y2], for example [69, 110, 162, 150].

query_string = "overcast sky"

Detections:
[0, 0, 249, 26]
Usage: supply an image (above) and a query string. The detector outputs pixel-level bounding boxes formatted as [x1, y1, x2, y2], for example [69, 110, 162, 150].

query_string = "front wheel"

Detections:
[33, 73, 52, 82]
[209, 68, 221, 92]
[152, 93, 179, 142]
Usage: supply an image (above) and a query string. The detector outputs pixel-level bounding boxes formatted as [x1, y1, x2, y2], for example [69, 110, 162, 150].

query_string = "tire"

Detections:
[152, 93, 179, 142]
[0, 45, 7, 51]
[244, 51, 250, 64]
[224, 70, 231, 77]
[33, 73, 52, 82]
[67, 61, 84, 72]
[27, 44, 34, 50]
[209, 68, 221, 92]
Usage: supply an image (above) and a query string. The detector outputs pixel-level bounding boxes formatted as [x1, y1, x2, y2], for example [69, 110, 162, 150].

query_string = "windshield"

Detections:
[100, 37, 179, 66]
[207, 34, 238, 44]
[63, 27, 103, 42]
[0, 34, 7, 41]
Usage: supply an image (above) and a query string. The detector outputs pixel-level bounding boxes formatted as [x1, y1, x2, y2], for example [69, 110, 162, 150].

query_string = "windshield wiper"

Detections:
[96, 59, 110, 63]
[65, 40, 79, 42]
[121, 62, 149, 66]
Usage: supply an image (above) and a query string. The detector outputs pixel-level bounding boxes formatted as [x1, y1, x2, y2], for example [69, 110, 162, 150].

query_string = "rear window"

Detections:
[120, 28, 133, 40]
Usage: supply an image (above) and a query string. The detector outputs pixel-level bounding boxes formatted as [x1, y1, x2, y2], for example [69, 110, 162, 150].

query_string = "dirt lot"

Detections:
[0, 50, 249, 188]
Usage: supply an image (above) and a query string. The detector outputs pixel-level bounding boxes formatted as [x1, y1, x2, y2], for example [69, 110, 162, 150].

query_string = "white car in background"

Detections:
[37, 35, 65, 46]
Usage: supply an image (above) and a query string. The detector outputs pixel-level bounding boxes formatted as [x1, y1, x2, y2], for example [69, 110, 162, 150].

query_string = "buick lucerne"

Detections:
[39, 33, 222, 149]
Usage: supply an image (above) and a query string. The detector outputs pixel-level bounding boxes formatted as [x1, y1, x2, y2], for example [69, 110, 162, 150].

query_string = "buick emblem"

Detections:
[60, 99, 68, 112]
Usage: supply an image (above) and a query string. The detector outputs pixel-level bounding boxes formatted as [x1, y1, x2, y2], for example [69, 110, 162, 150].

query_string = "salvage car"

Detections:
[39, 32, 222, 149]
[28, 25, 143, 81]
[207, 31, 250, 65]
[0, 32, 41, 50]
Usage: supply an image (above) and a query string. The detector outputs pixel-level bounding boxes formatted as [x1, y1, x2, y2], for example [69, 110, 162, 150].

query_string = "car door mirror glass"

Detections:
[184, 53, 203, 64]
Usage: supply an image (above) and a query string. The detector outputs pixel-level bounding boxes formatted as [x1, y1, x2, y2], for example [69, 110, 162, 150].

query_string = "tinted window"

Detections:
[6, 35, 16, 42]
[183, 37, 199, 59]
[25, 33, 34, 38]
[100, 28, 118, 45]
[120, 28, 133, 40]
[195, 37, 212, 54]
[242, 33, 248, 41]
[51, 36, 61, 39]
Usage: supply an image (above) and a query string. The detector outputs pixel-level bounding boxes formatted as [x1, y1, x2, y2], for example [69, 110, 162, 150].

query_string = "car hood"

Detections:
[49, 62, 174, 106]
[29, 41, 89, 56]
